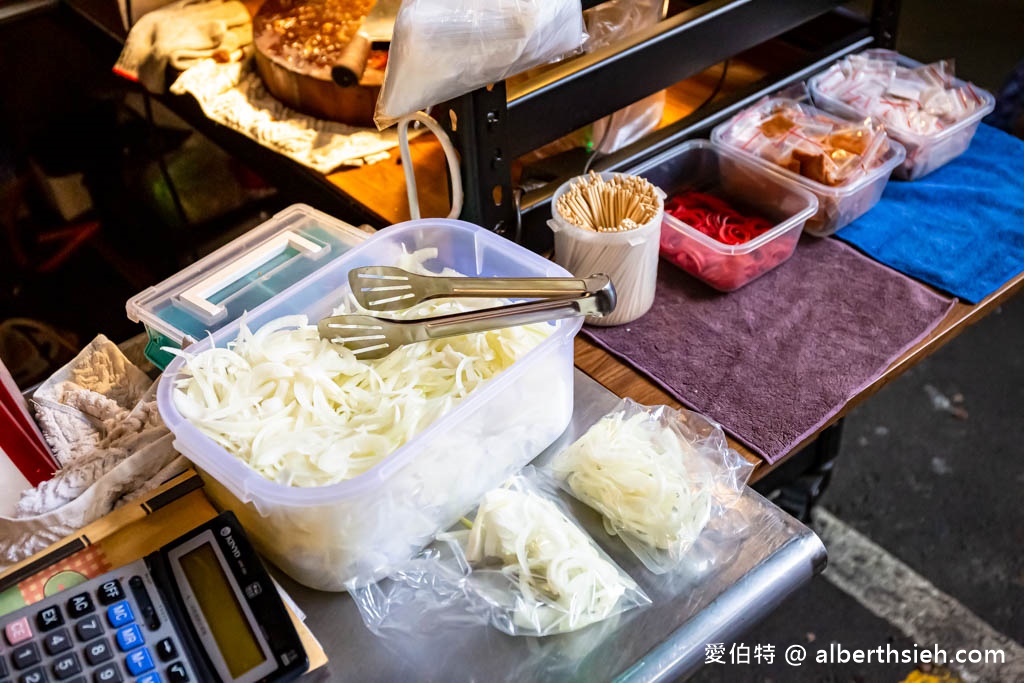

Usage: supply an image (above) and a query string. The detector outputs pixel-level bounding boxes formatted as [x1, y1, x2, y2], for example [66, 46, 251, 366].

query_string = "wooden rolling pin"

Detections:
[330, 31, 372, 87]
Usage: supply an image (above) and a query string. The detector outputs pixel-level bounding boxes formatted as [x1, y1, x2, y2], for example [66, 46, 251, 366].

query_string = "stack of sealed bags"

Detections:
[810, 49, 995, 179]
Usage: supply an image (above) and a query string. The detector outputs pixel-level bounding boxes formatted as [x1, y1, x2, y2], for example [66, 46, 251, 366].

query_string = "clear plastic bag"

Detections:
[813, 49, 985, 138]
[580, 0, 666, 154]
[516, 0, 666, 163]
[351, 466, 651, 637]
[546, 399, 753, 574]
[374, 0, 586, 128]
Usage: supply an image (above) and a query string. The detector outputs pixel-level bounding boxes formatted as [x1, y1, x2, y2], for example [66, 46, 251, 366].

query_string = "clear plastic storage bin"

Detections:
[127, 204, 368, 369]
[156, 219, 582, 591]
[809, 54, 995, 181]
[629, 140, 818, 291]
[711, 99, 906, 236]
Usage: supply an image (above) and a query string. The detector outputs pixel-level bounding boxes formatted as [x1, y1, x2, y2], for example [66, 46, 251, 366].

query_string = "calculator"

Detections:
[0, 512, 307, 683]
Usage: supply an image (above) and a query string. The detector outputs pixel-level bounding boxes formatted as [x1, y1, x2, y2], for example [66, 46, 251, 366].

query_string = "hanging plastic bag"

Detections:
[578, 0, 666, 154]
[516, 0, 666, 163]
[374, 0, 586, 129]
[546, 399, 754, 574]
[351, 466, 650, 637]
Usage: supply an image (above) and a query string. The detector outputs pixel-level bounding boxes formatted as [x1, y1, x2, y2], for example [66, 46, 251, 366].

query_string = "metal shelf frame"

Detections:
[439, 0, 902, 251]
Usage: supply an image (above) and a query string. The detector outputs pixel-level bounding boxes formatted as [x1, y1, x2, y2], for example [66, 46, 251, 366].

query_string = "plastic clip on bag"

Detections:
[547, 399, 753, 574]
[374, 0, 586, 128]
[352, 466, 650, 637]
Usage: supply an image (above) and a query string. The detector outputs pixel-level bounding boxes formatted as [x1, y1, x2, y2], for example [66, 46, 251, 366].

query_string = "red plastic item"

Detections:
[0, 360, 57, 486]
[664, 191, 774, 245]
[659, 227, 798, 291]
[660, 191, 796, 291]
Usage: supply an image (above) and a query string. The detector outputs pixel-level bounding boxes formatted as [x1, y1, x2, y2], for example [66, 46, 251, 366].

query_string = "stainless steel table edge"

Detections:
[614, 525, 827, 682]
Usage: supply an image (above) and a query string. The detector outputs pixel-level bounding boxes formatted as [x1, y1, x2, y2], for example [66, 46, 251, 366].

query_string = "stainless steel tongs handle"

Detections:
[415, 290, 613, 341]
[349, 266, 611, 312]
[319, 274, 616, 359]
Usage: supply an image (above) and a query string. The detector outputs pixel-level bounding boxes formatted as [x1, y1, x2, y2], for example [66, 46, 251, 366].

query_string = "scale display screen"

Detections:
[178, 542, 267, 678]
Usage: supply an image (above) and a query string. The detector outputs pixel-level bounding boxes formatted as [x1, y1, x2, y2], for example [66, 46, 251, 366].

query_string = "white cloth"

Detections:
[115, 0, 253, 93]
[170, 57, 403, 172]
[0, 336, 186, 573]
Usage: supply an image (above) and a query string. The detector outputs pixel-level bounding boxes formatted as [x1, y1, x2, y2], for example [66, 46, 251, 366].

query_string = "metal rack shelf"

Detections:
[439, 0, 901, 251]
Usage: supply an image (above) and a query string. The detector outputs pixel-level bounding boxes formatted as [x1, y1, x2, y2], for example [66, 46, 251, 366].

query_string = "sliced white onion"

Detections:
[549, 411, 713, 552]
[466, 487, 635, 633]
[171, 250, 551, 487]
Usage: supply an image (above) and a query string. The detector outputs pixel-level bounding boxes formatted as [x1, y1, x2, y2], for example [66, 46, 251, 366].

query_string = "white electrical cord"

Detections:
[397, 111, 463, 220]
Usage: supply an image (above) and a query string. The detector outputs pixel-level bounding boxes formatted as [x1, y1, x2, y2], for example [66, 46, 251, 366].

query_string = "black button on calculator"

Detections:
[154, 638, 176, 662]
[95, 583, 122, 608]
[90, 663, 120, 682]
[50, 652, 80, 680]
[18, 665, 47, 682]
[73, 618, 101, 644]
[42, 629, 72, 655]
[35, 608, 62, 634]
[167, 661, 189, 682]
[82, 640, 111, 666]
[12, 642, 41, 669]
[65, 595, 93, 620]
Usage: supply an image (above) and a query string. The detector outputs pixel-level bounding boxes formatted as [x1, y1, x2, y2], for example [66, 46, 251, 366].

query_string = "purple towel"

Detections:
[584, 237, 955, 462]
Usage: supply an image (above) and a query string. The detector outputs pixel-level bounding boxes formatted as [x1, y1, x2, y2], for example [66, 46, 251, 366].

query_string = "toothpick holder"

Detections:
[548, 172, 664, 326]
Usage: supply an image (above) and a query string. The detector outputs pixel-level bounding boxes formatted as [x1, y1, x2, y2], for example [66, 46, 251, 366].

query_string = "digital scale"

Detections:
[0, 512, 307, 683]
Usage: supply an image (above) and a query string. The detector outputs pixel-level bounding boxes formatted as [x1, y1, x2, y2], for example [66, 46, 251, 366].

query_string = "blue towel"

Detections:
[836, 124, 1024, 303]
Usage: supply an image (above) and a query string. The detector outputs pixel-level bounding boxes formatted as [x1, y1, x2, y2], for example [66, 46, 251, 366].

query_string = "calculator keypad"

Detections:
[2, 563, 195, 683]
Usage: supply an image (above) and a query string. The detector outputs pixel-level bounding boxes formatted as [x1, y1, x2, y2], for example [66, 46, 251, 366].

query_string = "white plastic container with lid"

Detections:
[156, 218, 582, 591]
[629, 140, 818, 291]
[126, 204, 369, 369]
[711, 99, 906, 237]
[809, 53, 996, 181]
[548, 172, 664, 325]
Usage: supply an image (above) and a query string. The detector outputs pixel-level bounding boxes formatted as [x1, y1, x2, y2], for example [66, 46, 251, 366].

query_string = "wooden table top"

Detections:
[575, 270, 1024, 480]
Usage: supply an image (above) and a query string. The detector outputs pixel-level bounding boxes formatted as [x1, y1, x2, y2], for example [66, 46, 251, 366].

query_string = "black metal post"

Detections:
[438, 83, 518, 241]
[870, 0, 901, 48]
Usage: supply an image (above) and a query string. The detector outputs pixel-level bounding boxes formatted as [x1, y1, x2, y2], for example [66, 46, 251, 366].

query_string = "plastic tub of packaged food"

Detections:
[809, 53, 995, 180]
[127, 204, 369, 370]
[627, 140, 818, 291]
[711, 100, 905, 236]
[155, 218, 582, 591]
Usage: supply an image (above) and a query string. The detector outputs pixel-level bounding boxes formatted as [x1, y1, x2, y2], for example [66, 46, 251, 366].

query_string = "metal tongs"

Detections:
[317, 266, 617, 359]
